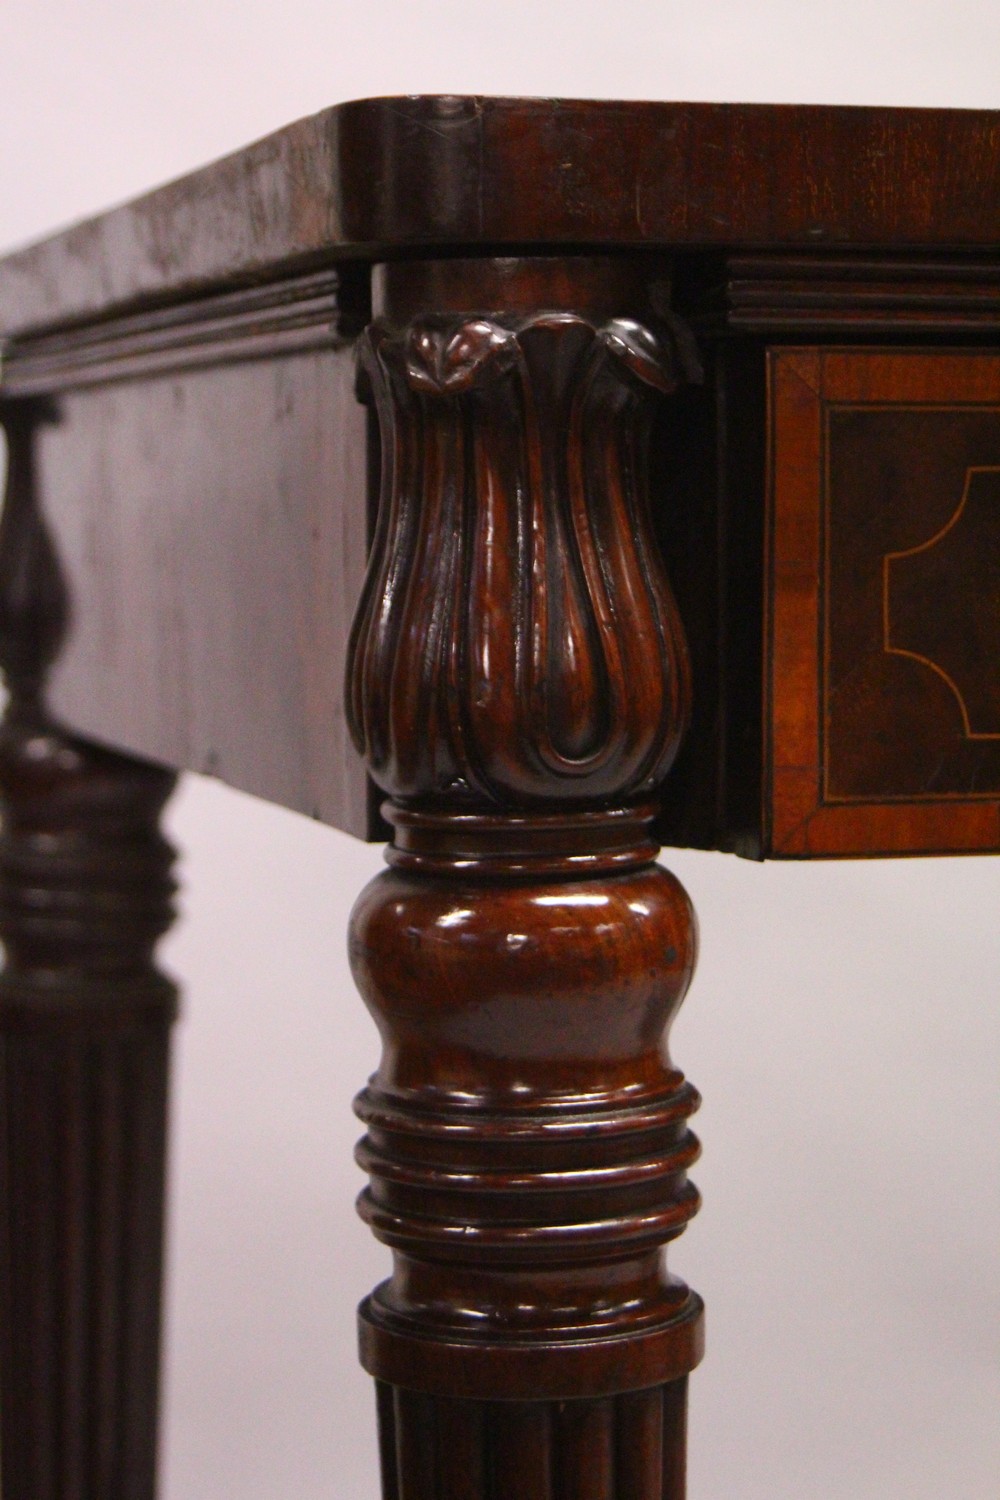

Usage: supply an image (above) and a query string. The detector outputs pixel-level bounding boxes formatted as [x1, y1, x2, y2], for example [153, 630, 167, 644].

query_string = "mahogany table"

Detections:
[1, 96, 998, 1499]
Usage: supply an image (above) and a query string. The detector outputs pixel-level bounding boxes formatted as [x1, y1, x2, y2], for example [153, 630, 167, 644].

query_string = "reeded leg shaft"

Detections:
[0, 399, 178, 1499]
[374, 1379, 689, 1500]
[0, 716, 177, 1500]
[346, 257, 704, 1498]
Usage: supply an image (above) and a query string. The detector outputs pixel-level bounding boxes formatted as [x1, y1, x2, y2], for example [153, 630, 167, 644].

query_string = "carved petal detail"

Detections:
[600, 317, 678, 391]
[347, 311, 692, 809]
[405, 318, 519, 393]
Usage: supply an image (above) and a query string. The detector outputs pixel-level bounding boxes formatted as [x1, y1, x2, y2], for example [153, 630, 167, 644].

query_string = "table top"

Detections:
[2, 96, 1000, 339]
[1, 98, 999, 853]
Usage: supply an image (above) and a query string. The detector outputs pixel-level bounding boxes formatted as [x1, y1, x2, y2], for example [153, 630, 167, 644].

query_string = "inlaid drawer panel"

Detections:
[768, 348, 1000, 856]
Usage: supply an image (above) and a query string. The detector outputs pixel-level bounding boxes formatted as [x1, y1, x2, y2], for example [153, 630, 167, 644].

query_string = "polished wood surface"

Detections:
[1, 281, 374, 837]
[3, 98, 1000, 338]
[694, 253, 1000, 336]
[768, 348, 1000, 856]
[1, 94, 998, 1500]
[2, 101, 1000, 853]
[350, 257, 694, 812]
[349, 257, 701, 1496]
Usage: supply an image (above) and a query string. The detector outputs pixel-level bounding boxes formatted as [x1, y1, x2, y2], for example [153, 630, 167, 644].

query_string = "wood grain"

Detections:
[370, 1385, 690, 1500]
[348, 257, 694, 811]
[10, 308, 373, 837]
[694, 254, 1000, 336]
[348, 258, 702, 1497]
[768, 347, 1000, 856]
[2, 90, 999, 1500]
[3, 99, 1000, 338]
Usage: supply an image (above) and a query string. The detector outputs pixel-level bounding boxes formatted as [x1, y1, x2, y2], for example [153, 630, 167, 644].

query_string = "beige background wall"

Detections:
[2, 4, 998, 1495]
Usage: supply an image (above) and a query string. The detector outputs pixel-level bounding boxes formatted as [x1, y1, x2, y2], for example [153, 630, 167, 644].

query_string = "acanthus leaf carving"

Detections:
[347, 307, 694, 811]
[344, 266, 705, 1455]
[405, 317, 519, 393]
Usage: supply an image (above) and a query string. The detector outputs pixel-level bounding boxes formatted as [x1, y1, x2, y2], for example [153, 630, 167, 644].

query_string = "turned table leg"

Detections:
[0, 400, 178, 1500]
[346, 257, 703, 1498]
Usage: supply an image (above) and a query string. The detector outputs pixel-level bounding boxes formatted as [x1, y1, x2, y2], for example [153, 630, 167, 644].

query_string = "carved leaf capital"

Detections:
[348, 307, 694, 811]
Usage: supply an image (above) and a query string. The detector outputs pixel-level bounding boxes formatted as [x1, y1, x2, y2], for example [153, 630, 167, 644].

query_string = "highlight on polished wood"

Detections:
[347, 256, 703, 1497]
[1, 91, 999, 1500]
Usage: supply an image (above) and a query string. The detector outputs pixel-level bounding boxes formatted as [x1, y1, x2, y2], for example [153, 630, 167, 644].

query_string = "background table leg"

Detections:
[0, 719, 178, 1500]
[0, 398, 178, 1499]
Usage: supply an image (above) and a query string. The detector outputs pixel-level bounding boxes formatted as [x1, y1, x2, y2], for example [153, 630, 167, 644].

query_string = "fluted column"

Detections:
[0, 399, 178, 1500]
[346, 258, 704, 1499]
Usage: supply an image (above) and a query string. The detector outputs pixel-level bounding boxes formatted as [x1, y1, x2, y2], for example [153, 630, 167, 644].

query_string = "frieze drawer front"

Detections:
[768, 348, 1000, 857]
